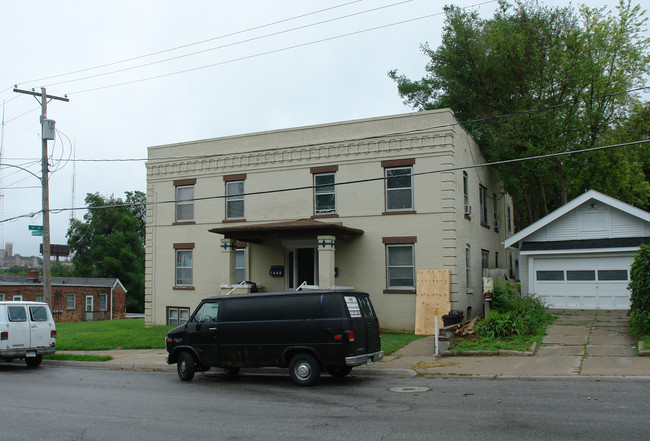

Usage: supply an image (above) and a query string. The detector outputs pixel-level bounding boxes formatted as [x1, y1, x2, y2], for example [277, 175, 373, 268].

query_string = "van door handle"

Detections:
[208, 327, 217, 331]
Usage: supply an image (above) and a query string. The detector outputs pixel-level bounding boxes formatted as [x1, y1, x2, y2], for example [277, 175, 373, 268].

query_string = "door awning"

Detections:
[209, 219, 364, 243]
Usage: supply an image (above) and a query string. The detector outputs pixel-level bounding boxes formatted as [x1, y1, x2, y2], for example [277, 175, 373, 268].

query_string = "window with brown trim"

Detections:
[224, 174, 246, 220]
[174, 179, 196, 223]
[383, 236, 417, 292]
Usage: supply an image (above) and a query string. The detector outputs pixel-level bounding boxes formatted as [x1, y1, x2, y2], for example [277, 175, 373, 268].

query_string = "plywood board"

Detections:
[415, 269, 451, 335]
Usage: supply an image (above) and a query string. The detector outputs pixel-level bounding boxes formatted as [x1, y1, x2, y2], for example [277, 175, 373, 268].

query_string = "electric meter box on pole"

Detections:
[42, 119, 56, 140]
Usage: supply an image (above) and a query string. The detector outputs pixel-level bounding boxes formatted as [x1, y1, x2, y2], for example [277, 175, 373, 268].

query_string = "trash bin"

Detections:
[442, 310, 464, 327]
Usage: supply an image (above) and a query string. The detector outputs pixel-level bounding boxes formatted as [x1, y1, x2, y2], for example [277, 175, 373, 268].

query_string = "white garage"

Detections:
[505, 190, 650, 310]
[530, 255, 634, 309]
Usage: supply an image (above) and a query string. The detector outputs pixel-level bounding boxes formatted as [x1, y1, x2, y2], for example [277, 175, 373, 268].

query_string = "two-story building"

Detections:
[145, 109, 513, 331]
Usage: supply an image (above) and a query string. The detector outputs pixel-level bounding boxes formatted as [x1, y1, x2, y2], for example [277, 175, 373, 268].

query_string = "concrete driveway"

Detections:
[540, 309, 639, 375]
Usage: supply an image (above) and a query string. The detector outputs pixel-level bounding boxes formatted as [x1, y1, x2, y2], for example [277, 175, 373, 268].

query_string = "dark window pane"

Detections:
[536, 271, 564, 281]
[8, 306, 27, 322]
[29, 306, 48, 322]
[598, 270, 628, 281]
[567, 270, 595, 281]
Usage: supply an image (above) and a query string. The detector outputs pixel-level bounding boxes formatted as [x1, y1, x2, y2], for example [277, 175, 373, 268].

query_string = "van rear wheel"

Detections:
[177, 351, 196, 381]
[25, 355, 42, 368]
[327, 366, 352, 377]
[289, 353, 321, 386]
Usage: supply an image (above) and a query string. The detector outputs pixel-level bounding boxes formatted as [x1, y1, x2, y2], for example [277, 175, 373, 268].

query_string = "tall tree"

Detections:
[389, 0, 649, 229]
[67, 191, 146, 312]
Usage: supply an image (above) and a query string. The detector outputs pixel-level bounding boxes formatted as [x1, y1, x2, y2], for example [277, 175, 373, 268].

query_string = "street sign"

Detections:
[31, 231, 43, 236]
[28, 225, 43, 231]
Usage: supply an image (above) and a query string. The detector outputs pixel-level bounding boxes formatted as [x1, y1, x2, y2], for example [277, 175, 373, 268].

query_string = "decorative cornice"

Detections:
[147, 132, 454, 179]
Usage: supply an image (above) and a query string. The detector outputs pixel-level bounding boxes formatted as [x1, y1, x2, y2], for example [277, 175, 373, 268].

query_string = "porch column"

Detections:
[317, 235, 336, 288]
[220, 238, 237, 285]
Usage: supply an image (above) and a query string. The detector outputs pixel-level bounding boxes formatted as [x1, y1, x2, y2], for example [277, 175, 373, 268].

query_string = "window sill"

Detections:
[383, 289, 416, 294]
[173, 286, 195, 290]
[222, 218, 246, 223]
[382, 210, 416, 216]
[173, 221, 195, 226]
[311, 213, 339, 219]
[480, 222, 490, 229]
[464, 214, 472, 220]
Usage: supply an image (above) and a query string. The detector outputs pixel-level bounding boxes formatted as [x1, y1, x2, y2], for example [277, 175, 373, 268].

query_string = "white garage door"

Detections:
[531, 255, 633, 309]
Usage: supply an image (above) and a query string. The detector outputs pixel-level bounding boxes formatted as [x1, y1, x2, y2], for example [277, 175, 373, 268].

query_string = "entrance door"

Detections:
[86, 295, 94, 321]
[286, 247, 317, 290]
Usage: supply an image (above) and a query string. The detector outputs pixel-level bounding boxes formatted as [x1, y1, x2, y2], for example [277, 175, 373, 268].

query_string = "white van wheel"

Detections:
[289, 353, 321, 386]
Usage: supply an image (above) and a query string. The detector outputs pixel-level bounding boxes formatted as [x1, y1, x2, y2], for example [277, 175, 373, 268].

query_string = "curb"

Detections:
[440, 342, 537, 357]
[639, 341, 650, 357]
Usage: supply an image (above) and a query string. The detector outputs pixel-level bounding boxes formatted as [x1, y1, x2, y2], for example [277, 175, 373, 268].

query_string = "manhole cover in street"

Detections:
[390, 386, 431, 393]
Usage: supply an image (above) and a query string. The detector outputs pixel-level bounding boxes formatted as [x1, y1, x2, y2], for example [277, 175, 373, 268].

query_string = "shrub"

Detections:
[629, 244, 650, 336]
[476, 279, 547, 338]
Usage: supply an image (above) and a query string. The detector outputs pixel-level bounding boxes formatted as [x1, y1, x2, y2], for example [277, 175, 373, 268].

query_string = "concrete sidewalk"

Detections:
[370, 309, 650, 379]
[44, 310, 650, 380]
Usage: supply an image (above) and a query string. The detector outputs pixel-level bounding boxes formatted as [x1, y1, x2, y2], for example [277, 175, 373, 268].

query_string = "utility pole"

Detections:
[13, 87, 69, 306]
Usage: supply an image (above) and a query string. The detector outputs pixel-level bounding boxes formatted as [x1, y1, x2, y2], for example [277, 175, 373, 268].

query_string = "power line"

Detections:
[0, 138, 646, 224]
[3, 85, 648, 165]
[44, 0, 417, 89]
[14, 0, 366, 86]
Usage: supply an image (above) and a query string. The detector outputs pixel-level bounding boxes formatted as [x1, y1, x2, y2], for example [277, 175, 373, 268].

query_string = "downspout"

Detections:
[110, 282, 114, 321]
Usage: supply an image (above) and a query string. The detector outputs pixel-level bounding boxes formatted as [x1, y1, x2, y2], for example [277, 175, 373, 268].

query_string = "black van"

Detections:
[165, 290, 383, 386]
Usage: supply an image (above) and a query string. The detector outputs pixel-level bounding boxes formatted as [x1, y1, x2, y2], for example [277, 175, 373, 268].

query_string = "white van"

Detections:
[0, 301, 56, 367]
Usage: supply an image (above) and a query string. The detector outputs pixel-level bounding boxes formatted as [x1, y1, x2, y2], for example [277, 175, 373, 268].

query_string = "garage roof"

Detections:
[505, 190, 650, 249]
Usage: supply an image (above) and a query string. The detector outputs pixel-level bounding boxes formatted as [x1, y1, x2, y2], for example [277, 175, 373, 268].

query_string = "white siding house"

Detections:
[505, 190, 650, 309]
[145, 109, 513, 331]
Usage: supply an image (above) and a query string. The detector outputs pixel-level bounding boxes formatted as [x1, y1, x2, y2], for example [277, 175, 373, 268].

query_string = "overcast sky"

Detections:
[0, 0, 637, 257]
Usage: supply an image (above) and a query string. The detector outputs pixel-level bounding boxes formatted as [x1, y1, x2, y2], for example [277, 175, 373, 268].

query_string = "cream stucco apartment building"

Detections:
[145, 109, 513, 331]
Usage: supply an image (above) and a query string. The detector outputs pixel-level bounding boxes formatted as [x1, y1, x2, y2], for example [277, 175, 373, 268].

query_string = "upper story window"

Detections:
[479, 185, 488, 225]
[174, 179, 196, 223]
[465, 244, 472, 293]
[507, 205, 512, 234]
[382, 159, 415, 213]
[224, 174, 246, 220]
[314, 173, 336, 215]
[493, 193, 498, 229]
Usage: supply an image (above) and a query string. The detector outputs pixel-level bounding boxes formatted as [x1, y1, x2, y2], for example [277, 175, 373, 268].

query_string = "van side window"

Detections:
[29, 306, 49, 322]
[8, 306, 27, 322]
[192, 302, 219, 323]
[221, 296, 322, 321]
[321, 295, 345, 318]
[358, 296, 376, 318]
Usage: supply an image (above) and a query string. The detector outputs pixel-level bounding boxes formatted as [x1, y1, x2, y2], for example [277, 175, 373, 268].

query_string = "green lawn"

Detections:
[54, 320, 421, 355]
[381, 332, 425, 356]
[54, 319, 174, 350]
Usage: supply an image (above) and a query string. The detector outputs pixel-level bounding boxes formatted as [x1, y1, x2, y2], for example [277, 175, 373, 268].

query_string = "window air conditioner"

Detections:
[494, 220, 500, 229]
[464, 204, 472, 215]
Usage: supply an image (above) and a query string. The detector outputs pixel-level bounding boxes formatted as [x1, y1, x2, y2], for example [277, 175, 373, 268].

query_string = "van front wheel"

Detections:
[289, 353, 321, 386]
[177, 351, 196, 381]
